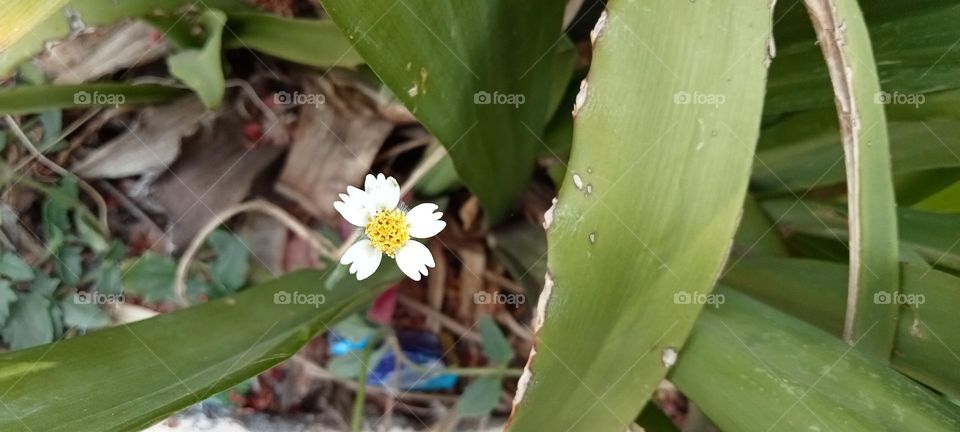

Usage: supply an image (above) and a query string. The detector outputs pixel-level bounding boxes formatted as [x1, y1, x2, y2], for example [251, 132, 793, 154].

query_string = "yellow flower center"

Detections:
[365, 209, 409, 257]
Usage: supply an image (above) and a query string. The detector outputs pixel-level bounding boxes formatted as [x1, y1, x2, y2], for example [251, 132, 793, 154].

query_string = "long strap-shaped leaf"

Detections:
[803, 0, 899, 358]
[0, 267, 397, 431]
[672, 288, 960, 431]
[507, 1, 771, 429]
[724, 256, 960, 400]
[319, 0, 566, 219]
[0, 0, 70, 50]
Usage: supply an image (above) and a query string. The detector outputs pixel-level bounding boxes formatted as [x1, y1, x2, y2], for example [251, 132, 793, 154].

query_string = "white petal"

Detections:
[364, 173, 400, 211]
[406, 203, 446, 238]
[340, 240, 382, 280]
[334, 187, 375, 226]
[395, 240, 435, 281]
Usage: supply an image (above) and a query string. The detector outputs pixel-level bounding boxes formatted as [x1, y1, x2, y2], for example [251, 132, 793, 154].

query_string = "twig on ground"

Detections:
[4, 115, 109, 231]
[397, 294, 482, 344]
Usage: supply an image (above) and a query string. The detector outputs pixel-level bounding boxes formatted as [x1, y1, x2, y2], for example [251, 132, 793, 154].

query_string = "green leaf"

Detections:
[121, 253, 177, 303]
[0, 266, 400, 430]
[207, 229, 250, 293]
[0, 83, 186, 115]
[321, 0, 568, 218]
[478, 315, 512, 365]
[723, 256, 960, 400]
[801, 0, 899, 356]
[167, 9, 226, 109]
[0, 0, 70, 51]
[2, 291, 54, 350]
[765, 0, 960, 116]
[458, 376, 502, 418]
[671, 288, 960, 431]
[55, 246, 83, 286]
[59, 298, 110, 330]
[754, 91, 960, 194]
[0, 253, 34, 282]
[328, 344, 388, 380]
[223, 12, 362, 68]
[95, 264, 122, 295]
[762, 199, 960, 273]
[508, 1, 772, 429]
[0, 280, 18, 324]
[75, 212, 109, 253]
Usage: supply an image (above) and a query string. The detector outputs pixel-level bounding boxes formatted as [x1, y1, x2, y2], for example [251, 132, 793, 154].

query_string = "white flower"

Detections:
[334, 173, 446, 281]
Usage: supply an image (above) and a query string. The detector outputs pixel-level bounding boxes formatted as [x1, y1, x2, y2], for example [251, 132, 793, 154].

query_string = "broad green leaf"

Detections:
[671, 288, 960, 431]
[762, 199, 960, 273]
[167, 9, 226, 109]
[0, 253, 34, 282]
[121, 253, 177, 303]
[458, 376, 502, 418]
[223, 12, 362, 68]
[207, 229, 250, 293]
[0, 267, 399, 431]
[892, 265, 960, 400]
[722, 256, 846, 336]
[800, 0, 899, 356]
[321, 0, 568, 218]
[0, 0, 70, 50]
[0, 0, 252, 77]
[766, 0, 960, 116]
[731, 194, 788, 257]
[508, 1, 772, 429]
[478, 315, 512, 365]
[0, 83, 185, 115]
[723, 256, 960, 400]
[754, 91, 960, 194]
[914, 179, 960, 213]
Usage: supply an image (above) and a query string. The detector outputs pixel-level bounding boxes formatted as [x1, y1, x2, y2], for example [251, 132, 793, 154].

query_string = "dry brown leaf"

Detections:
[275, 75, 393, 221]
[72, 97, 208, 179]
[39, 20, 169, 84]
[151, 113, 284, 250]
